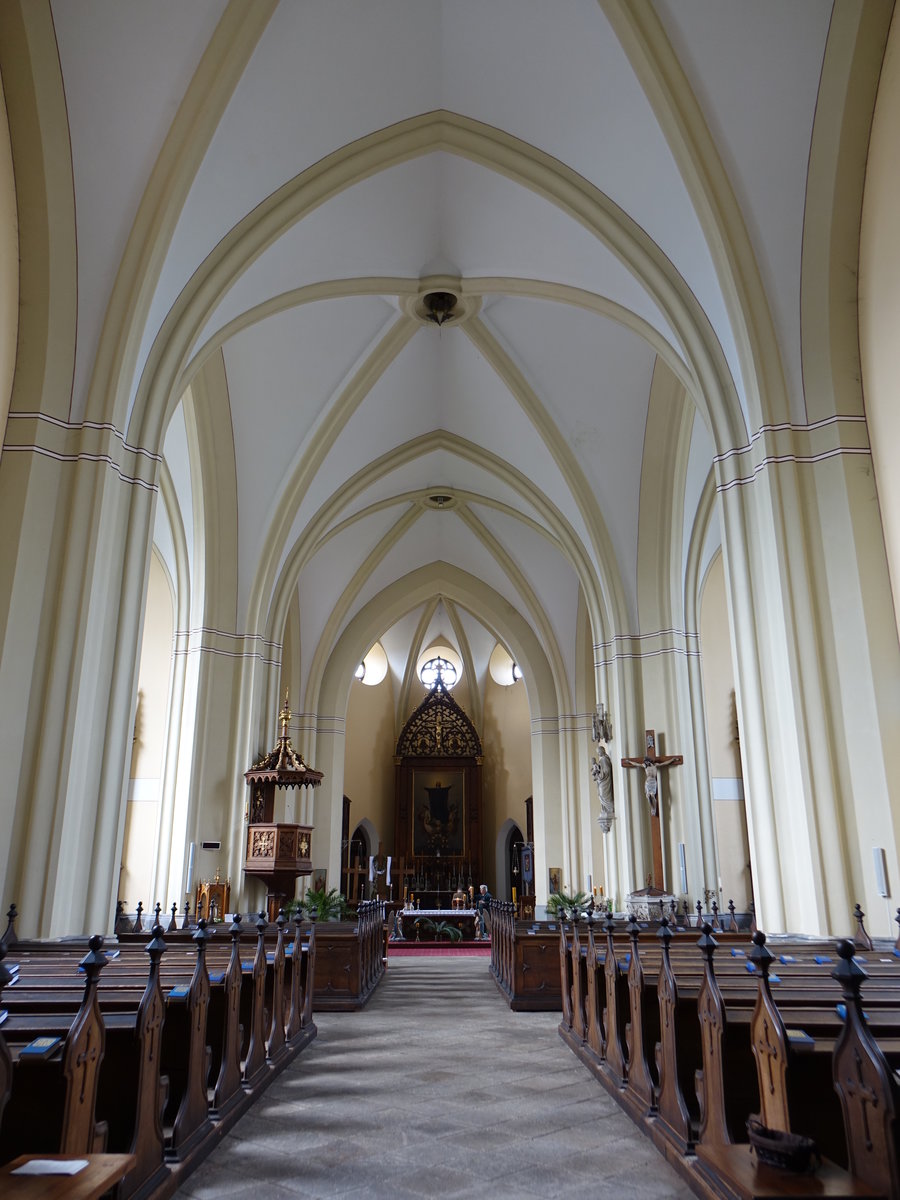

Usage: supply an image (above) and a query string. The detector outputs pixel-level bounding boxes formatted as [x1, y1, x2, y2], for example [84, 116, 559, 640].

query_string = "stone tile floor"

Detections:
[175, 956, 695, 1199]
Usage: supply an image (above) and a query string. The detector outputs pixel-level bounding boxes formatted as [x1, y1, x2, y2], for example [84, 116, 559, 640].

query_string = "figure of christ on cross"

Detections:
[622, 730, 683, 890]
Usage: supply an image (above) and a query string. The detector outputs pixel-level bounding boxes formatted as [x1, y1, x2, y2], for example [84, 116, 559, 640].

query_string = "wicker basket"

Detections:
[746, 1118, 820, 1174]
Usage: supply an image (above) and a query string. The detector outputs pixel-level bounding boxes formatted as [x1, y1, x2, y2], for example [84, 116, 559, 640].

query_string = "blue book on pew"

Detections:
[0, 1010, 7, 1027]
[778, 955, 796, 963]
[208, 971, 225, 984]
[285, 942, 295, 954]
[266, 953, 275, 963]
[815, 955, 832, 964]
[168, 985, 189, 999]
[241, 961, 254, 971]
[786, 1027, 815, 1048]
[106, 949, 120, 959]
[836, 1002, 870, 1020]
[731, 948, 745, 957]
[21, 1036, 62, 1058]
[745, 962, 757, 973]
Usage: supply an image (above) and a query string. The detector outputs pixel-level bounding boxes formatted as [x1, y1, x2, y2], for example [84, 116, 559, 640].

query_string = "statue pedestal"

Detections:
[625, 886, 677, 923]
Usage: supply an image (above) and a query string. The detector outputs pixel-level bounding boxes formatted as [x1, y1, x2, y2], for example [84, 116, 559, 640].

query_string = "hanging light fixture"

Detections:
[423, 291, 457, 327]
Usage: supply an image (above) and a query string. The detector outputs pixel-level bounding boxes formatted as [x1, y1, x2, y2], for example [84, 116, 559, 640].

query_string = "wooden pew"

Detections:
[831, 938, 900, 1198]
[489, 902, 562, 1011]
[312, 900, 385, 1011]
[559, 912, 900, 1198]
[0, 936, 109, 1162]
[0, 908, 319, 1199]
[0, 943, 13, 1131]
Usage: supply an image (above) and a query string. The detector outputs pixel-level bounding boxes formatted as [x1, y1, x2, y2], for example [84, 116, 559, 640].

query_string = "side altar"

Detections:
[393, 678, 484, 907]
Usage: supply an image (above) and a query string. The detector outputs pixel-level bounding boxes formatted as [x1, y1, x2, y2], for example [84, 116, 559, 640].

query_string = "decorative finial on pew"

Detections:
[697, 921, 718, 962]
[181, 900, 191, 930]
[657, 914, 673, 953]
[626, 914, 641, 941]
[168, 903, 178, 933]
[853, 903, 874, 951]
[133, 901, 144, 933]
[79, 933, 109, 979]
[154, 902, 162, 928]
[256, 911, 268, 933]
[695, 899, 703, 928]
[748, 929, 774, 978]
[0, 903, 17, 950]
[229, 912, 242, 935]
[711, 900, 721, 931]
[193, 916, 211, 947]
[146, 923, 167, 959]
[276, 908, 286, 933]
[728, 899, 736, 932]
[0, 940, 13, 993]
[831, 939, 867, 1000]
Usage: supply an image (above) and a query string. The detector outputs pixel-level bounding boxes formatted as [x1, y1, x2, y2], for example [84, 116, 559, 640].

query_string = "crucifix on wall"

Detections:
[621, 730, 682, 890]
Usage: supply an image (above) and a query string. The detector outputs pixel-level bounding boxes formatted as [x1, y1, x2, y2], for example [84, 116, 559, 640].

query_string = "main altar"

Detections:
[393, 677, 484, 907]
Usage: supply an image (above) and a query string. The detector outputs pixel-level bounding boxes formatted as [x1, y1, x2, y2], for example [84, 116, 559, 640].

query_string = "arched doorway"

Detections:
[495, 819, 525, 900]
[342, 817, 376, 904]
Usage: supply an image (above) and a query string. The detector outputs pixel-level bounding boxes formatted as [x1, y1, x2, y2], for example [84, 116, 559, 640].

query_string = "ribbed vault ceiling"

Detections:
[49, 0, 833, 716]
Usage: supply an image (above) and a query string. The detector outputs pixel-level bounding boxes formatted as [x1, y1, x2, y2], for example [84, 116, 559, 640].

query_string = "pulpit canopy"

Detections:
[244, 691, 323, 790]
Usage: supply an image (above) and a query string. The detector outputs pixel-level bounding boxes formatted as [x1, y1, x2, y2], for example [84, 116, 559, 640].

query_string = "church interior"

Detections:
[3, 2, 900, 1192]
[2, 0, 899, 944]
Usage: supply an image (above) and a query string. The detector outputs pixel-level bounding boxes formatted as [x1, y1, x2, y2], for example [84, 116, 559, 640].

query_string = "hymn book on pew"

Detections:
[19, 1036, 62, 1058]
[11, 1159, 88, 1175]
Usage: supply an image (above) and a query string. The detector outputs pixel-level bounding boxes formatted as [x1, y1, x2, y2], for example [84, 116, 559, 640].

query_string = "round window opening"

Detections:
[419, 655, 458, 690]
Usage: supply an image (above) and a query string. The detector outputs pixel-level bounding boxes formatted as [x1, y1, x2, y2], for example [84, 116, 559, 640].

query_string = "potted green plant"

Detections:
[303, 885, 352, 921]
[413, 917, 463, 942]
[544, 889, 590, 919]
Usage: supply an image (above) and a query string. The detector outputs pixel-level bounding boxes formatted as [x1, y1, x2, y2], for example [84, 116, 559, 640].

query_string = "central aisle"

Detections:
[176, 957, 693, 1199]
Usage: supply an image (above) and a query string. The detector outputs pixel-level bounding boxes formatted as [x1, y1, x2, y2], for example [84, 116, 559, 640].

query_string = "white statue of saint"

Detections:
[591, 745, 615, 833]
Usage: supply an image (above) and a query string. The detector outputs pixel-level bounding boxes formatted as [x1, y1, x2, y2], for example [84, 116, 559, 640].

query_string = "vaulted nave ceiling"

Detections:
[49, 0, 834, 716]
